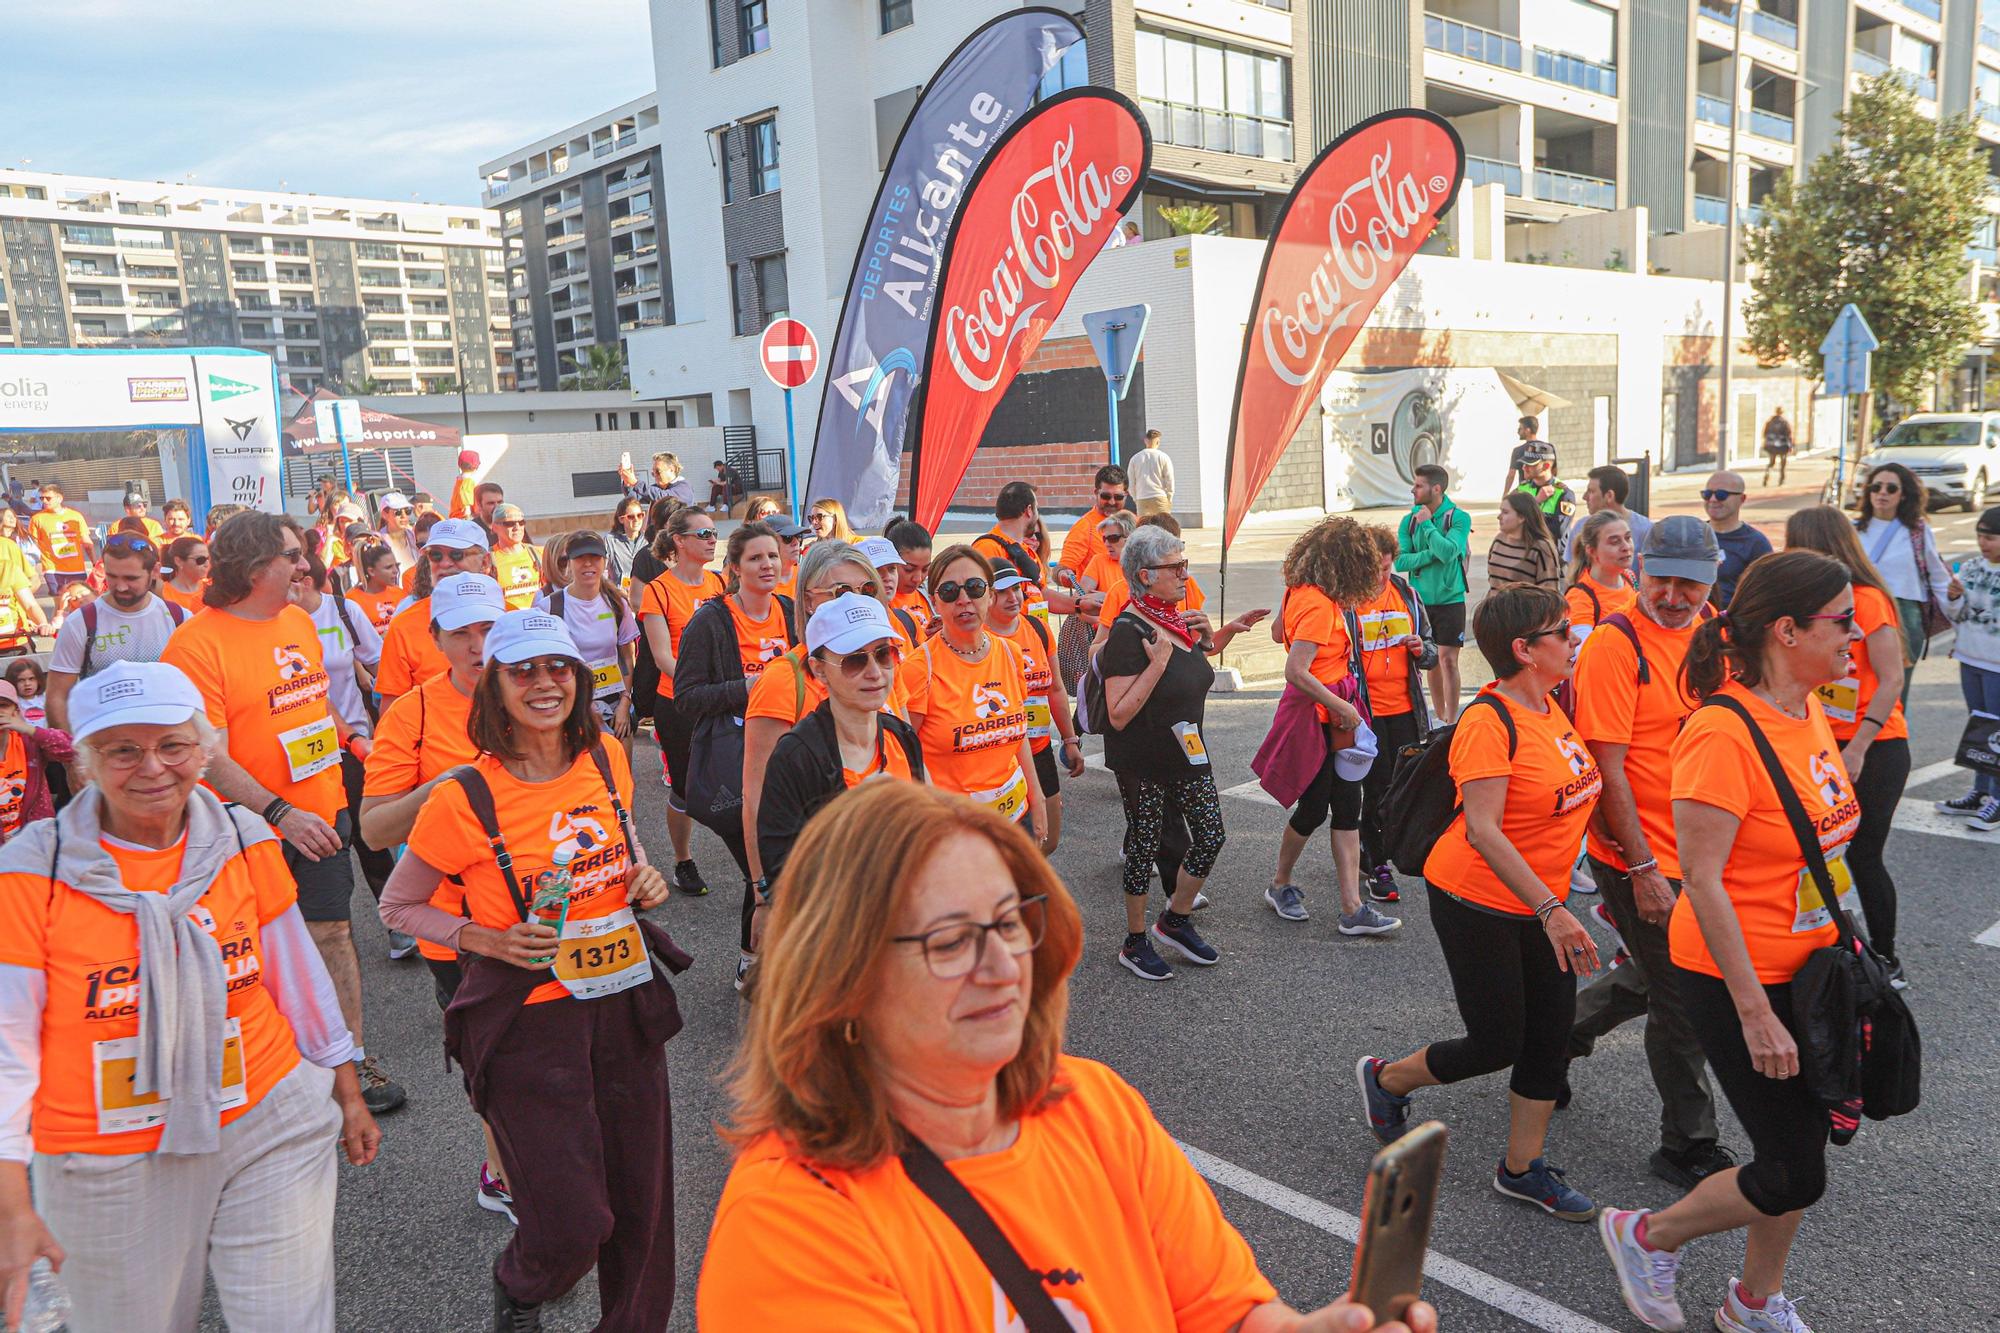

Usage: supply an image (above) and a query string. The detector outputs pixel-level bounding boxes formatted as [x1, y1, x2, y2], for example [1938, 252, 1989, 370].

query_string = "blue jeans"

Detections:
[1961, 663, 2000, 797]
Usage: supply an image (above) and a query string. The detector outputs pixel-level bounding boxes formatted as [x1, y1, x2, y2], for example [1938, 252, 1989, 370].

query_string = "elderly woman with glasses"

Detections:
[700, 781, 1437, 1332]
[0, 661, 380, 1332]
[380, 610, 682, 1330]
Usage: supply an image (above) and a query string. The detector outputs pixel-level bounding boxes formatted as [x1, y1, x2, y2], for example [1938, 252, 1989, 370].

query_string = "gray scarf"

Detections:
[0, 786, 274, 1155]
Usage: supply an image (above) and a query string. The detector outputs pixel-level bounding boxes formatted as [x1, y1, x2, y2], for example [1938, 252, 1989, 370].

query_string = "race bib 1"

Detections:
[93, 1017, 246, 1136]
[1814, 677, 1860, 725]
[551, 908, 651, 1001]
[276, 716, 339, 783]
[1793, 846, 1861, 933]
[590, 661, 624, 696]
[1025, 694, 1051, 742]
[970, 768, 1029, 823]
[1171, 720, 1210, 765]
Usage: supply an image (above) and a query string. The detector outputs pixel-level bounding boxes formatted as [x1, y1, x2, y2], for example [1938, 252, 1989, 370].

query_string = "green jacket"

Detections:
[1395, 497, 1470, 606]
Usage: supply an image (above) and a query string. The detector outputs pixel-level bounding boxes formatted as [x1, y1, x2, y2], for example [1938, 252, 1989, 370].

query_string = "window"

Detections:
[755, 252, 789, 322]
[741, 0, 769, 56]
[719, 130, 738, 205]
[882, 0, 913, 33]
[730, 264, 749, 335]
[750, 118, 781, 195]
[1133, 26, 1293, 161]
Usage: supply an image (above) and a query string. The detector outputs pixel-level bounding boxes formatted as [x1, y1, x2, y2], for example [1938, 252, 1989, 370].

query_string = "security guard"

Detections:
[1514, 441, 1577, 550]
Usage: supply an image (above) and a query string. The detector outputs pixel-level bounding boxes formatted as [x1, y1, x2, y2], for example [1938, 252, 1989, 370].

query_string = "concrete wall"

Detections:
[1504, 206, 1650, 272]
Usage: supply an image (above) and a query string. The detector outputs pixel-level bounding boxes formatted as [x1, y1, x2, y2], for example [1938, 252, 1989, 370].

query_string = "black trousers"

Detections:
[340, 750, 395, 902]
[1358, 710, 1422, 870]
[1422, 883, 1574, 1101]
[1849, 735, 1909, 962]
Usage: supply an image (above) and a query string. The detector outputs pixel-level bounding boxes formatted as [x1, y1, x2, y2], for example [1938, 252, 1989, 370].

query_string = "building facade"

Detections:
[479, 97, 669, 391]
[0, 171, 512, 394]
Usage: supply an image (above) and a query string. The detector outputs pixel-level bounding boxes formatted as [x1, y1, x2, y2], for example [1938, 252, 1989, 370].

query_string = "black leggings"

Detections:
[341, 751, 395, 900]
[1849, 735, 1909, 961]
[1421, 884, 1574, 1101]
[653, 694, 694, 800]
[1289, 726, 1363, 836]
[1679, 967, 1829, 1217]
[1359, 711, 1422, 869]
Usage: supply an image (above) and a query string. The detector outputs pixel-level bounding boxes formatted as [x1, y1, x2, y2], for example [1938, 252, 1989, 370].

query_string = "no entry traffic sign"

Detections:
[760, 318, 821, 391]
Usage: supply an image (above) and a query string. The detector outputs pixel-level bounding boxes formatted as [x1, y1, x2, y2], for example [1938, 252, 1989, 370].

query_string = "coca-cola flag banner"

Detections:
[1222, 111, 1465, 546]
[907, 87, 1150, 530]
[805, 7, 1082, 531]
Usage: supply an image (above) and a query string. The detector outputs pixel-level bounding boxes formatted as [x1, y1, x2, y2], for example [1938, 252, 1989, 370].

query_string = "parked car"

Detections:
[1850, 412, 2000, 511]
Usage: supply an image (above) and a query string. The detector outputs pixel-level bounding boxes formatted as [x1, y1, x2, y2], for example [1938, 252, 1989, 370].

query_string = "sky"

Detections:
[2, 0, 656, 207]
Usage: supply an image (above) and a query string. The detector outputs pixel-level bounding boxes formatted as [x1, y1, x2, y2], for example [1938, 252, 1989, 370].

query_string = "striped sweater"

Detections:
[1486, 534, 1561, 593]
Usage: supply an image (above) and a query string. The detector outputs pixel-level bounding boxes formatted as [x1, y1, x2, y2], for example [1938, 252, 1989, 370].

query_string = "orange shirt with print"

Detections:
[638, 569, 726, 700]
[726, 595, 793, 680]
[1061, 511, 1110, 575]
[31, 508, 89, 574]
[891, 587, 931, 624]
[698, 1055, 1277, 1330]
[0, 836, 302, 1155]
[363, 672, 478, 962]
[1098, 574, 1206, 627]
[1424, 688, 1604, 915]
[1573, 610, 1702, 878]
[160, 581, 207, 616]
[905, 634, 1030, 801]
[1353, 582, 1418, 717]
[1814, 584, 1908, 744]
[162, 606, 344, 823]
[449, 474, 477, 520]
[346, 583, 403, 632]
[1566, 571, 1638, 633]
[996, 617, 1057, 753]
[407, 745, 637, 1005]
[1669, 682, 1862, 984]
[492, 544, 543, 611]
[0, 730, 30, 837]
[1281, 585, 1351, 723]
[376, 597, 449, 699]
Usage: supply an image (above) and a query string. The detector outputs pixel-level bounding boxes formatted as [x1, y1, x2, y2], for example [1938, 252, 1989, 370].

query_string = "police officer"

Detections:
[1514, 441, 1577, 551]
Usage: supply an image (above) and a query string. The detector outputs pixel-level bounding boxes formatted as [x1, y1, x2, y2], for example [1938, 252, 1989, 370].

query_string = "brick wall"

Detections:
[1252, 402, 1325, 513]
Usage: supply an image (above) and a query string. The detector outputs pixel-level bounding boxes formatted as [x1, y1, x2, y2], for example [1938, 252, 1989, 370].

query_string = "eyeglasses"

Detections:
[1097, 491, 1128, 505]
[426, 546, 479, 564]
[1699, 489, 1742, 501]
[92, 738, 202, 772]
[1524, 623, 1572, 644]
[1146, 559, 1190, 577]
[183, 554, 210, 566]
[891, 895, 1048, 979]
[1867, 482, 1902, 495]
[935, 578, 989, 603]
[808, 513, 833, 526]
[103, 534, 155, 556]
[1804, 611, 1857, 633]
[824, 580, 880, 599]
[819, 643, 902, 677]
[276, 546, 306, 564]
[501, 658, 575, 684]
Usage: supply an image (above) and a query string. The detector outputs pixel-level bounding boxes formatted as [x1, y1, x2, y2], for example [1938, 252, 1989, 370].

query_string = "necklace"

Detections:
[1751, 684, 1807, 720]
[946, 631, 988, 662]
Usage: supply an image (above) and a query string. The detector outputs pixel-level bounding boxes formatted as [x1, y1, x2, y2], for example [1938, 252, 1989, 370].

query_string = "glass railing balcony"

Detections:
[1984, 24, 2000, 51]
[1748, 107, 1795, 140]
[1423, 14, 1523, 72]
[1914, 73, 1938, 101]
[1463, 155, 1523, 193]
[1980, 102, 2000, 125]
[1969, 243, 1999, 267]
[1535, 166, 1615, 209]
[1902, 0, 1941, 19]
[1698, 1, 1735, 22]
[1697, 93, 1734, 126]
[1536, 47, 1618, 95]
[1852, 49, 1892, 79]
[1750, 9, 1798, 47]
[1695, 195, 1767, 226]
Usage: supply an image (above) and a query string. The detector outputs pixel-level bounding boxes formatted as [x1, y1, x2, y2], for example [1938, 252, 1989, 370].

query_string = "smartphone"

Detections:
[1348, 1121, 1447, 1327]
[619, 450, 632, 471]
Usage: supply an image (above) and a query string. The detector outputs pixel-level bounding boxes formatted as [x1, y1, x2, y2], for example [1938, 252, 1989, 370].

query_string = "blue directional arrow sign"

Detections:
[1818, 303, 1879, 399]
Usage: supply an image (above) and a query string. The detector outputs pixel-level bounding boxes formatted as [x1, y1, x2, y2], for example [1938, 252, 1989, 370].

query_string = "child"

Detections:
[1941, 505, 2000, 829]
[3, 659, 47, 728]
[0, 675, 71, 839]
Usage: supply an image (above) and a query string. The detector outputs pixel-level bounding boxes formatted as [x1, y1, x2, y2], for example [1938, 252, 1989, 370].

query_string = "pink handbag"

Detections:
[1252, 684, 1329, 808]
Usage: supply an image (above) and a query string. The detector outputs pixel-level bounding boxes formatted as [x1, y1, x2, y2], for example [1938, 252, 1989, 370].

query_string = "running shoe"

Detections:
[358, 1056, 407, 1115]
[1649, 1142, 1736, 1190]
[1119, 932, 1173, 980]
[1338, 903, 1403, 936]
[1935, 791, 1985, 817]
[1570, 853, 1599, 893]
[1265, 883, 1309, 921]
[1597, 1207, 1685, 1330]
[1151, 915, 1218, 965]
[1715, 1279, 1814, 1333]
[1886, 957, 1909, 991]
[1367, 864, 1401, 904]
[477, 1164, 517, 1224]
[673, 859, 710, 896]
[1493, 1157, 1597, 1221]
[387, 930, 418, 961]
[1191, 890, 1212, 912]
[734, 954, 753, 994]
[1971, 797, 2000, 832]
[1355, 1056, 1413, 1144]
[493, 1271, 545, 1332]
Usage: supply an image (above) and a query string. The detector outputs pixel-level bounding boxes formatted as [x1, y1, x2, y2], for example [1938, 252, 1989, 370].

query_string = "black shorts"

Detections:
[654, 695, 694, 798]
[1033, 745, 1061, 798]
[284, 808, 357, 923]
[1428, 600, 1466, 648]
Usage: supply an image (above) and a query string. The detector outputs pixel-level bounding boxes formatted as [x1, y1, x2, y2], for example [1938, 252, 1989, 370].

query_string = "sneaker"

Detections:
[386, 930, 418, 961]
[1151, 915, 1218, 966]
[1971, 797, 2000, 832]
[1355, 1056, 1413, 1144]
[1265, 883, 1309, 921]
[1119, 931, 1173, 980]
[1570, 854, 1599, 893]
[1338, 903, 1403, 936]
[1367, 864, 1401, 903]
[1649, 1142, 1737, 1191]
[734, 954, 753, 994]
[1493, 1157, 1597, 1221]
[1609, 947, 1632, 970]
[477, 1163, 517, 1224]
[1935, 791, 1985, 817]
[1597, 1207, 1685, 1331]
[1715, 1279, 1814, 1333]
[674, 859, 710, 896]
[358, 1056, 407, 1116]
[1885, 957, 1909, 991]
[1191, 890, 1211, 912]
[493, 1269, 545, 1332]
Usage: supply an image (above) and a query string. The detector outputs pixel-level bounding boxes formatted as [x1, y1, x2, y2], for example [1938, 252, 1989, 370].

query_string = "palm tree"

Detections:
[575, 344, 629, 391]
[1156, 203, 1222, 236]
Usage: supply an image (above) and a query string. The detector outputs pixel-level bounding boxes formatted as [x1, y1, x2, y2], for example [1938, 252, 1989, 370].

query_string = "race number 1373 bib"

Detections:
[551, 908, 651, 1000]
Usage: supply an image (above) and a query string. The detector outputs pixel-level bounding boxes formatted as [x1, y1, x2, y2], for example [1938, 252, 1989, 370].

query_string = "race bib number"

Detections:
[1793, 846, 1861, 933]
[94, 1017, 246, 1136]
[0, 603, 18, 638]
[1171, 720, 1210, 765]
[1025, 695, 1051, 742]
[590, 661, 624, 696]
[49, 530, 76, 559]
[970, 768, 1029, 823]
[551, 908, 651, 1001]
[1359, 610, 1412, 652]
[1027, 596, 1050, 625]
[1814, 677, 1860, 725]
[277, 716, 339, 783]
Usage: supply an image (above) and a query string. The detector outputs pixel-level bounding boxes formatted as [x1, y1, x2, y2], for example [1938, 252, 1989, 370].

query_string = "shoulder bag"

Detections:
[899, 1134, 1072, 1333]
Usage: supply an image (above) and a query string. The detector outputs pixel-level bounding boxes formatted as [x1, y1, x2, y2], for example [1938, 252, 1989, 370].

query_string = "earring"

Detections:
[843, 1020, 859, 1045]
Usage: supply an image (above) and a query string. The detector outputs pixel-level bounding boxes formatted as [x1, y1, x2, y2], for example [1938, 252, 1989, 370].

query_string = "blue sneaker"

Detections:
[1265, 883, 1308, 921]
[1354, 1056, 1413, 1144]
[1494, 1156, 1597, 1222]
[1935, 791, 1985, 817]
[1151, 916, 1218, 965]
[1119, 932, 1173, 981]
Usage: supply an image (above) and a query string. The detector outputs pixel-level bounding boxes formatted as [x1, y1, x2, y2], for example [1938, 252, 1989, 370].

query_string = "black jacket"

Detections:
[672, 593, 797, 723]
[758, 701, 923, 887]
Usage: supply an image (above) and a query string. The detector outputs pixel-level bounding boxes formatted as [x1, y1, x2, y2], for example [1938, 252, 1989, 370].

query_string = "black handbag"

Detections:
[1706, 695, 1921, 1126]
[900, 1134, 1072, 1333]
[1952, 711, 2000, 777]
[682, 711, 746, 832]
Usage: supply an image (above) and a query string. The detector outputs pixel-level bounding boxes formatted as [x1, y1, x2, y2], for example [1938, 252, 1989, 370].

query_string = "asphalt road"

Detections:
[237, 640, 1995, 1332]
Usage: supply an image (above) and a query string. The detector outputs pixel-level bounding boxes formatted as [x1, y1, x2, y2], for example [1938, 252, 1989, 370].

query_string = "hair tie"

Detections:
[1713, 609, 1731, 640]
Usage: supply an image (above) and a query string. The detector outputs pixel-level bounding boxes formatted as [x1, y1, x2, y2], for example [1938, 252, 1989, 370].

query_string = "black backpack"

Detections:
[1074, 611, 1150, 736]
[1381, 691, 1515, 877]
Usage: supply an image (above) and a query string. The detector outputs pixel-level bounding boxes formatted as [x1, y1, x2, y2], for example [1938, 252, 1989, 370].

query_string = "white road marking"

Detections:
[1903, 760, 1961, 790]
[1178, 1142, 1622, 1333]
[1220, 778, 1281, 807]
[1975, 919, 2000, 949]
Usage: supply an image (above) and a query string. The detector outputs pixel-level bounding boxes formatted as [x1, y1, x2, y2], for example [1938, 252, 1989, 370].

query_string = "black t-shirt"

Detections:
[1099, 613, 1216, 777]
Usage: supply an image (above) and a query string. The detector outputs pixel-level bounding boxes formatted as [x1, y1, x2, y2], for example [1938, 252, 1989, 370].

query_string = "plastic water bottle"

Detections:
[527, 846, 574, 966]
[18, 1258, 70, 1332]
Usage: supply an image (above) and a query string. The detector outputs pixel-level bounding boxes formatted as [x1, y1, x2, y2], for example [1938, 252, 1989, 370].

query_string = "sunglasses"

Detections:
[1804, 611, 1857, 633]
[1524, 623, 1572, 644]
[276, 546, 306, 564]
[819, 643, 902, 677]
[824, 580, 880, 599]
[104, 534, 155, 555]
[1098, 491, 1128, 504]
[500, 519, 527, 528]
[1699, 489, 1742, 501]
[1868, 482, 1901, 495]
[183, 554, 210, 566]
[809, 513, 833, 526]
[501, 658, 575, 683]
[935, 578, 989, 603]
[1146, 559, 1190, 577]
[683, 527, 718, 541]
[426, 546, 478, 563]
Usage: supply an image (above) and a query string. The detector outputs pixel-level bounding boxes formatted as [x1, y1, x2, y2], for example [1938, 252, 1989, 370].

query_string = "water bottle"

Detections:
[18, 1257, 70, 1333]
[526, 846, 574, 966]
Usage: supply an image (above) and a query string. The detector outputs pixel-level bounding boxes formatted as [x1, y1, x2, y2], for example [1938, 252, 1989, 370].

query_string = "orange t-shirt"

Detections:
[1098, 574, 1206, 628]
[905, 634, 1030, 809]
[1814, 585, 1908, 743]
[1281, 585, 1350, 724]
[162, 606, 344, 823]
[493, 543, 543, 611]
[1353, 582, 1418, 718]
[376, 597, 449, 699]
[638, 569, 726, 701]
[160, 580, 207, 615]
[892, 587, 932, 624]
[400, 565, 419, 595]
[698, 1055, 1278, 1329]
[346, 583, 403, 632]
[0, 835, 301, 1155]
[726, 595, 793, 680]
[1669, 682, 1862, 984]
[1423, 687, 1604, 915]
[1060, 512, 1110, 575]
[843, 727, 917, 787]
[406, 745, 637, 1005]
[747, 646, 909, 726]
[996, 616, 1057, 753]
[972, 530, 1048, 620]
[774, 572, 797, 601]
[0, 731, 30, 837]
[1566, 571, 1638, 633]
[448, 474, 477, 520]
[1573, 611, 1701, 878]
[363, 672, 477, 962]
[31, 508, 89, 574]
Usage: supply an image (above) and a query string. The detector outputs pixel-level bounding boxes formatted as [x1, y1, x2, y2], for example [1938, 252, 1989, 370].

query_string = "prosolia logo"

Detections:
[206, 373, 257, 402]
[0, 377, 50, 408]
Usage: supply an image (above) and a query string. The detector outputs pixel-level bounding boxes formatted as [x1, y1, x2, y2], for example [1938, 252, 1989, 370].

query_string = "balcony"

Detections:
[1852, 49, 1891, 79]
[615, 277, 663, 298]
[1747, 107, 1795, 141]
[1424, 13, 1522, 72]
[1535, 166, 1615, 209]
[1697, 93, 1733, 126]
[1137, 99, 1295, 162]
[1535, 47, 1617, 96]
[548, 230, 586, 249]
[619, 317, 664, 332]
[609, 173, 651, 197]
[609, 212, 648, 231]
[1985, 24, 2000, 52]
[1463, 155, 1523, 193]
[1901, 0, 1941, 18]
[1751, 9, 1798, 47]
[1970, 244, 1999, 267]
[1698, 1, 1733, 21]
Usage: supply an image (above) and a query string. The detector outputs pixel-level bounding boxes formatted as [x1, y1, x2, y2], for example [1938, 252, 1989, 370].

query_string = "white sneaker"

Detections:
[1715, 1279, 1813, 1333]
[1597, 1208, 1684, 1331]
[1570, 852, 1599, 893]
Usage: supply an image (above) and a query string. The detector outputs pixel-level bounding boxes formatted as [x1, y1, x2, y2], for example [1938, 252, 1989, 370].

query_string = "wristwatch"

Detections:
[750, 876, 771, 905]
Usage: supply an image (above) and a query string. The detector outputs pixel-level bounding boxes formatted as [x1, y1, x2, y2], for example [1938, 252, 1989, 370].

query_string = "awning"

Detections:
[1495, 371, 1573, 416]
[281, 386, 462, 456]
[1145, 171, 1284, 203]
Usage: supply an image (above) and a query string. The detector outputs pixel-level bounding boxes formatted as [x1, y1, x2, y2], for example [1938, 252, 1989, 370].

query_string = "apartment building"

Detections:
[478, 98, 670, 391]
[0, 170, 512, 394]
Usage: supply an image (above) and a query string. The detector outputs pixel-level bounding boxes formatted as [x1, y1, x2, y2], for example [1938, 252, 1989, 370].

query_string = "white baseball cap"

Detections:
[1333, 721, 1379, 783]
[379, 491, 412, 510]
[70, 661, 207, 743]
[855, 536, 902, 570]
[430, 573, 505, 631]
[425, 517, 489, 551]
[483, 609, 582, 666]
[806, 593, 896, 657]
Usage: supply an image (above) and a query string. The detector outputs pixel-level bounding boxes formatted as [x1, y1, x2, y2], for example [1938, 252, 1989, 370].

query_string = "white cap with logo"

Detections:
[378, 491, 412, 511]
[70, 661, 207, 743]
[806, 593, 896, 657]
[483, 609, 582, 666]
[425, 518, 490, 551]
[854, 536, 902, 571]
[430, 573, 506, 631]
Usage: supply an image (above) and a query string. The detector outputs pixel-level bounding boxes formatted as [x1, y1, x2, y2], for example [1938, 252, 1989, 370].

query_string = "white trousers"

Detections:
[33, 1059, 341, 1333]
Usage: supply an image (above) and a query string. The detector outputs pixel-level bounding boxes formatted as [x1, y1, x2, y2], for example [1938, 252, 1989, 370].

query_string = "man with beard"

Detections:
[1564, 516, 1736, 1190]
[45, 533, 189, 734]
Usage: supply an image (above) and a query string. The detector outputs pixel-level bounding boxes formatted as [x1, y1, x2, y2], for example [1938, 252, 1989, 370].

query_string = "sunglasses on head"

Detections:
[104, 534, 155, 556]
[1700, 489, 1742, 501]
[1868, 482, 1901, 494]
[935, 577, 989, 603]
[818, 642, 901, 677]
[501, 658, 574, 683]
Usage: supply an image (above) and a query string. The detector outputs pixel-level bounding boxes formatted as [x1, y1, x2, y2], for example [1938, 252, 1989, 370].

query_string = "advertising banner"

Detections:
[1221, 111, 1464, 546]
[1321, 367, 1525, 507]
[805, 7, 1082, 531]
[907, 87, 1150, 530]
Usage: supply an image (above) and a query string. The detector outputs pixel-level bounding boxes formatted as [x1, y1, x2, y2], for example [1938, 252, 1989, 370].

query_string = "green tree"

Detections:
[575, 344, 629, 391]
[1743, 77, 1987, 449]
[1156, 203, 1221, 237]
